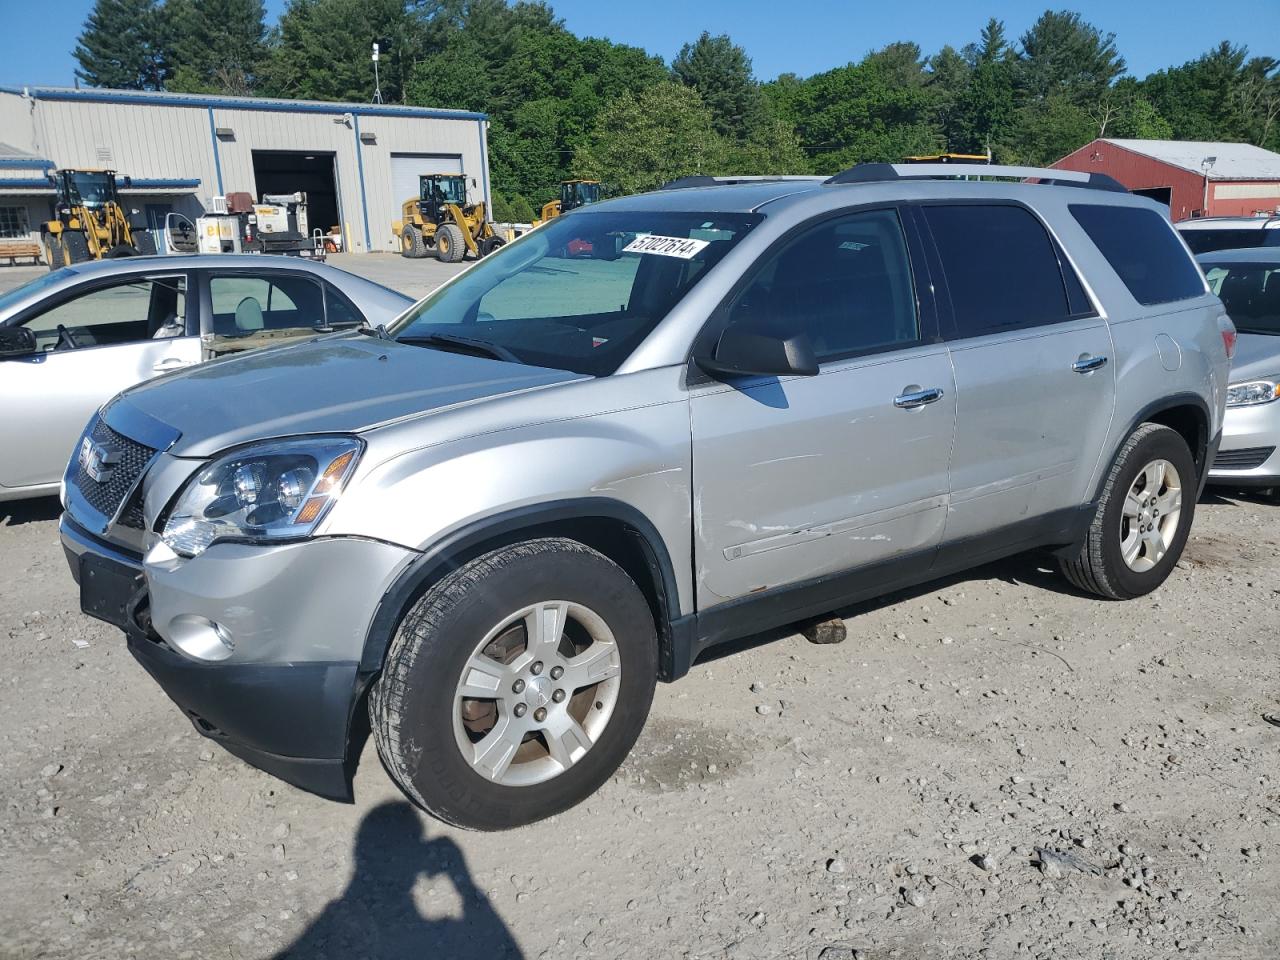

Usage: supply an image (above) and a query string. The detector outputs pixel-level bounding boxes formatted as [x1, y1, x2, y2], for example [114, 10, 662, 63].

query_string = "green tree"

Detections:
[263, 0, 422, 103]
[673, 32, 765, 142]
[165, 0, 269, 95]
[1017, 9, 1126, 105]
[74, 0, 170, 90]
[572, 82, 727, 194]
[1142, 44, 1280, 149]
[948, 19, 1015, 155]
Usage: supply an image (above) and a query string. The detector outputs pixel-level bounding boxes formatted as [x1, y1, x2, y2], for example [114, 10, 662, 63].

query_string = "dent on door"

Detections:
[690, 346, 958, 606]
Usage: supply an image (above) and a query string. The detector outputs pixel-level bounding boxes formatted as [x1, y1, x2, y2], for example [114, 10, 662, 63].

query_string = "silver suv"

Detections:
[61, 163, 1232, 830]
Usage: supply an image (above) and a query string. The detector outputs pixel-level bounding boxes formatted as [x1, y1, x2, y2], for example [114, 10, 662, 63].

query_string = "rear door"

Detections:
[0, 271, 197, 491]
[690, 206, 957, 606]
[914, 202, 1116, 548]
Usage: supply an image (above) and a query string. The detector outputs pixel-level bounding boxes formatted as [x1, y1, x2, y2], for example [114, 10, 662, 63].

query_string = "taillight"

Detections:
[1219, 315, 1237, 360]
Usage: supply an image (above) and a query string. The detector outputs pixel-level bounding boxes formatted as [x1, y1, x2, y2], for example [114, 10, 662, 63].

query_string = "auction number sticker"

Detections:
[622, 234, 710, 259]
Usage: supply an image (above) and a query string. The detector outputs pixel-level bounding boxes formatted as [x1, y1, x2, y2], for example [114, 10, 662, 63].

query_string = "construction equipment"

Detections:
[533, 179, 602, 227]
[393, 173, 503, 263]
[903, 153, 991, 164]
[41, 169, 152, 270]
[237, 192, 323, 258]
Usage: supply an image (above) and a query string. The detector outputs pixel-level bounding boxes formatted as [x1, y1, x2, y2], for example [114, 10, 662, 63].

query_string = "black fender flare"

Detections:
[358, 497, 684, 676]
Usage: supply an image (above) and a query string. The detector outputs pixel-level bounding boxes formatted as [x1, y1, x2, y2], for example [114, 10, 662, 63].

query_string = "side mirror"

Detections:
[0, 326, 38, 359]
[697, 325, 818, 379]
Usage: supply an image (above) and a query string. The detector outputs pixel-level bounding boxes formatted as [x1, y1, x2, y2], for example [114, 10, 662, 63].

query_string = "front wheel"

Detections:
[371, 538, 658, 830]
[1059, 422, 1197, 599]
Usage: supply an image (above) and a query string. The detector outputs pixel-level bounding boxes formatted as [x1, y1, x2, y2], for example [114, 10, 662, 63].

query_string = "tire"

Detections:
[1059, 422, 1197, 600]
[399, 225, 425, 259]
[104, 244, 137, 259]
[435, 222, 466, 263]
[479, 235, 506, 257]
[42, 233, 60, 271]
[371, 537, 658, 831]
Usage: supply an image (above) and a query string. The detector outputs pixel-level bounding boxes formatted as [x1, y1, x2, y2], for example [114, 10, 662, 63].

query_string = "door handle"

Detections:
[153, 357, 193, 373]
[1072, 355, 1108, 373]
[893, 387, 944, 409]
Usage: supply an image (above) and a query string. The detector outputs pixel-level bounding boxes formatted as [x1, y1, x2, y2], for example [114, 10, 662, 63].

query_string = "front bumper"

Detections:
[60, 516, 416, 800]
[1207, 400, 1280, 486]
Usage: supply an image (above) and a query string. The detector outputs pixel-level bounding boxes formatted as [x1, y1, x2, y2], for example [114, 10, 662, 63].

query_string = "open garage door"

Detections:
[251, 151, 340, 238]
[391, 153, 464, 208]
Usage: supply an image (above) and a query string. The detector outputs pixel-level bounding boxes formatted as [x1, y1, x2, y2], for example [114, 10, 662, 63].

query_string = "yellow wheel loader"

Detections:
[533, 179, 601, 227]
[392, 173, 504, 263]
[41, 169, 150, 270]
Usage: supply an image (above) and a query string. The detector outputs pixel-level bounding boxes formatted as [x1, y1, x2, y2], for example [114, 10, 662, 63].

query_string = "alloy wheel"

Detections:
[1119, 458, 1183, 572]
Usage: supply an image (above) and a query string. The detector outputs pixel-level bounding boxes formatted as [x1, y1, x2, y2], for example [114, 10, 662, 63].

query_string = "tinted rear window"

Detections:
[1178, 228, 1277, 255]
[1070, 204, 1205, 306]
[922, 204, 1074, 338]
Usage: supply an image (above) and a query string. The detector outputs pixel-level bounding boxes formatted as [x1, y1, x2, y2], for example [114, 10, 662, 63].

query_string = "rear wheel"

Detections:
[104, 244, 137, 259]
[399, 225, 425, 258]
[371, 538, 658, 830]
[479, 235, 506, 257]
[1059, 423, 1196, 599]
[435, 222, 466, 263]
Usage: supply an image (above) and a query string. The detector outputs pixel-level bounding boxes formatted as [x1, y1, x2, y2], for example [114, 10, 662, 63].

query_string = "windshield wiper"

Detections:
[398, 332, 521, 363]
[359, 322, 393, 340]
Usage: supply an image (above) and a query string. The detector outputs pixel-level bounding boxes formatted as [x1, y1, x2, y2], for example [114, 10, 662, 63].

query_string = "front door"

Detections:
[690, 207, 956, 607]
[0, 273, 199, 492]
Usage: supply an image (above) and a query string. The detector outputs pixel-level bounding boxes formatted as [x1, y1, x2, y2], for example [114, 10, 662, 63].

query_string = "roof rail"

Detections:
[824, 162, 1128, 193]
[659, 174, 824, 190]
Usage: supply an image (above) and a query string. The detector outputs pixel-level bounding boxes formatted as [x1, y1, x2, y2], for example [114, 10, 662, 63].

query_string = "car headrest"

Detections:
[234, 297, 265, 332]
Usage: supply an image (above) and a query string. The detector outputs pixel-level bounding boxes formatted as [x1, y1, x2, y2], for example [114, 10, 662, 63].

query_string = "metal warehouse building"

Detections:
[1052, 138, 1280, 221]
[0, 85, 491, 255]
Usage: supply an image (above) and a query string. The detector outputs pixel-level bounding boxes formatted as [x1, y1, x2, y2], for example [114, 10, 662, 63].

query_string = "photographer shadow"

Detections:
[270, 801, 524, 960]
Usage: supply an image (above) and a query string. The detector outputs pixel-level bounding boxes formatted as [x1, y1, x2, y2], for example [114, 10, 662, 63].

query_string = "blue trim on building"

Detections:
[0, 157, 54, 170]
[352, 115, 372, 253]
[0, 85, 487, 122]
[0, 178, 200, 191]
[478, 119, 490, 211]
[207, 107, 224, 195]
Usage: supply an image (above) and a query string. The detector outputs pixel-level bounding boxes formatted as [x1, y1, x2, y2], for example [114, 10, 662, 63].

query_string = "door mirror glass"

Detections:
[698, 326, 819, 379]
[0, 326, 38, 358]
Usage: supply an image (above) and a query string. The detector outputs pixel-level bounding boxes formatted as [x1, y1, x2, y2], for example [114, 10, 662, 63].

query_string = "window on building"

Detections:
[0, 206, 30, 240]
[1071, 204, 1206, 305]
[922, 204, 1074, 338]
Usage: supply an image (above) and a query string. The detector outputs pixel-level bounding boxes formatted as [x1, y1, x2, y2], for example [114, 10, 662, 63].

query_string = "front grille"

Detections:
[71, 418, 157, 528]
[1212, 446, 1276, 471]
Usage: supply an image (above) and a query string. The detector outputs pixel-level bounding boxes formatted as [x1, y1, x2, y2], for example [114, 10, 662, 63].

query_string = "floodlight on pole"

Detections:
[372, 42, 383, 104]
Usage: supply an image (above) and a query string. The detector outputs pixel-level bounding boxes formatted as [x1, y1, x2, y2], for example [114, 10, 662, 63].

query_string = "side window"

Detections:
[923, 204, 1073, 338]
[1070, 204, 1206, 306]
[324, 285, 365, 327]
[726, 208, 919, 362]
[22, 276, 186, 352]
[209, 274, 324, 336]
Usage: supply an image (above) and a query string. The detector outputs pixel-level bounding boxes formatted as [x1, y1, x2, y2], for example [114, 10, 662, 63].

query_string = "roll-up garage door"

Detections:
[390, 153, 464, 207]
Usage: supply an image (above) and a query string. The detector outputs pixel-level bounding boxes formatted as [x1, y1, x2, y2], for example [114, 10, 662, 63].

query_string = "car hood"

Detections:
[109, 333, 587, 457]
[1230, 332, 1280, 383]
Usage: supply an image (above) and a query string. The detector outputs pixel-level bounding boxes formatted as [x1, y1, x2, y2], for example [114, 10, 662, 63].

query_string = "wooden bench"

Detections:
[0, 241, 42, 266]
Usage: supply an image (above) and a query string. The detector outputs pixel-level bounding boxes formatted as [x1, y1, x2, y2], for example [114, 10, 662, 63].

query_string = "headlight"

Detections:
[1225, 379, 1280, 407]
[161, 437, 362, 558]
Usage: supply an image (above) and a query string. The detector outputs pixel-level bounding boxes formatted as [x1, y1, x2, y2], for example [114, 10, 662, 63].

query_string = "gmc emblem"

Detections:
[79, 436, 119, 484]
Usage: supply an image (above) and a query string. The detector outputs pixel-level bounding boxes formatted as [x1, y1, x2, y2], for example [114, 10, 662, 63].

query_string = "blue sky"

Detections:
[2, 0, 1277, 88]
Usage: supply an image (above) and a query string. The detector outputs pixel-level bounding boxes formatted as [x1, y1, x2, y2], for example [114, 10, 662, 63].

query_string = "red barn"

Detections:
[1052, 139, 1280, 222]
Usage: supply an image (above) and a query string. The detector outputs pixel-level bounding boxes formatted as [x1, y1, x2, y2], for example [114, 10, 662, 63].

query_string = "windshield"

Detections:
[392, 209, 761, 375]
[423, 176, 466, 205]
[68, 172, 116, 207]
[1204, 263, 1280, 334]
[565, 181, 600, 208]
[1180, 227, 1279, 255]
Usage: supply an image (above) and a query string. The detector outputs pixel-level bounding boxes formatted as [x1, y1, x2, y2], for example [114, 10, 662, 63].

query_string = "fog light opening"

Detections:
[168, 615, 235, 662]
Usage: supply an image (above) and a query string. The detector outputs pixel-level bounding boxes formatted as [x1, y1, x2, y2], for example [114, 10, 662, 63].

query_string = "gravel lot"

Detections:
[2, 255, 1279, 960]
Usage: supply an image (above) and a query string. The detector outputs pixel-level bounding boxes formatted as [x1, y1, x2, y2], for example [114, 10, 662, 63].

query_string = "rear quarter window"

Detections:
[1070, 204, 1205, 306]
